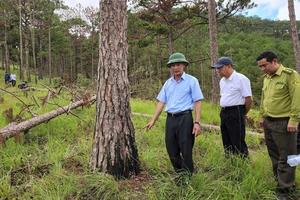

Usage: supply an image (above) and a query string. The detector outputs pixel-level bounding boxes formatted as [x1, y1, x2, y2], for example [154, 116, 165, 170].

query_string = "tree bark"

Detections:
[38, 36, 43, 80]
[48, 27, 52, 84]
[4, 17, 10, 74]
[91, 30, 95, 82]
[168, 28, 174, 56]
[0, 96, 96, 141]
[89, 0, 140, 179]
[208, 0, 220, 104]
[19, 0, 24, 81]
[288, 0, 300, 73]
[1, 47, 4, 70]
[156, 36, 162, 80]
[30, 0, 37, 84]
[25, 30, 30, 82]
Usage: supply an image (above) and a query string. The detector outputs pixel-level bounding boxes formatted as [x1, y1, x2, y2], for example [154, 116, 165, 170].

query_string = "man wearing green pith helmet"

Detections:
[144, 53, 204, 184]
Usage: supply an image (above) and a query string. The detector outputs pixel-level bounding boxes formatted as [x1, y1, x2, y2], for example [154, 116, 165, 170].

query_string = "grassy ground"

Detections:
[0, 69, 298, 199]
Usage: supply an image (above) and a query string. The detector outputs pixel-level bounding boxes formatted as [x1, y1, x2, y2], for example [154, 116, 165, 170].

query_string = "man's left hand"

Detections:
[193, 123, 201, 137]
[287, 123, 298, 132]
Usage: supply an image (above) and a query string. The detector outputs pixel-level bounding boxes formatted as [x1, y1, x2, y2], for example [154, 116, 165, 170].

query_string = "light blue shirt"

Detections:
[157, 72, 204, 113]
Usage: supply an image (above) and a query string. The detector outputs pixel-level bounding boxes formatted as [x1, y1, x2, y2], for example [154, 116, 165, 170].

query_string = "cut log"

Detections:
[131, 112, 262, 136]
[0, 96, 96, 141]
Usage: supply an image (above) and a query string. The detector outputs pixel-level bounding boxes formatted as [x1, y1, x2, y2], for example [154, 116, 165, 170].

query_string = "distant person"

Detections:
[4, 72, 10, 85]
[18, 81, 27, 89]
[10, 72, 16, 87]
[144, 52, 204, 184]
[256, 51, 300, 198]
[211, 57, 253, 158]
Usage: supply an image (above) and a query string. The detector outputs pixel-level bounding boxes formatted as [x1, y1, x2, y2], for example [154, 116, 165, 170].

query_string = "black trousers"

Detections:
[11, 80, 16, 87]
[166, 112, 194, 174]
[220, 105, 249, 157]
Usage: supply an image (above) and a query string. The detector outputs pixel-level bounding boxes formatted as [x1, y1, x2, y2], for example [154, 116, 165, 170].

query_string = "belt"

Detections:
[167, 110, 191, 117]
[265, 116, 289, 121]
[221, 105, 245, 110]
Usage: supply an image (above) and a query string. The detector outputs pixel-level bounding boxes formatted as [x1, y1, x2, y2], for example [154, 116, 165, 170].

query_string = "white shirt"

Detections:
[10, 74, 16, 81]
[220, 70, 252, 107]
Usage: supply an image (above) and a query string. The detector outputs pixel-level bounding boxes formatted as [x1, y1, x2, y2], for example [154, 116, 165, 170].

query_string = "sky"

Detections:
[63, 0, 300, 21]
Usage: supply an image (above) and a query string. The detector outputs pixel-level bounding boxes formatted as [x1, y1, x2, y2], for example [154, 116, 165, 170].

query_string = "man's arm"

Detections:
[143, 101, 165, 131]
[193, 100, 202, 137]
[244, 96, 253, 114]
[287, 72, 300, 131]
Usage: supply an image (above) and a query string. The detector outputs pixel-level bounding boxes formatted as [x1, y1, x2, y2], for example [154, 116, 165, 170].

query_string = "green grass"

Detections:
[0, 68, 297, 199]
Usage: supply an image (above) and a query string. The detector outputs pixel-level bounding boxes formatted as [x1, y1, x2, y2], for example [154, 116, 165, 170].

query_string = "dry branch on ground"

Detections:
[0, 95, 96, 143]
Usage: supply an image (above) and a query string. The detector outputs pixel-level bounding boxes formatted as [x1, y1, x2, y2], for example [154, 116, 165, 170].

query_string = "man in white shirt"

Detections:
[10, 72, 17, 87]
[212, 57, 253, 158]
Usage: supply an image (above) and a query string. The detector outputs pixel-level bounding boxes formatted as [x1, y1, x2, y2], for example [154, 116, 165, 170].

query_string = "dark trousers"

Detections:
[220, 105, 249, 157]
[11, 80, 16, 87]
[166, 112, 194, 174]
[264, 118, 297, 190]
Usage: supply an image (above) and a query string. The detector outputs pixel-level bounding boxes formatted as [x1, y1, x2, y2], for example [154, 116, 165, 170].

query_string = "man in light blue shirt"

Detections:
[144, 53, 204, 182]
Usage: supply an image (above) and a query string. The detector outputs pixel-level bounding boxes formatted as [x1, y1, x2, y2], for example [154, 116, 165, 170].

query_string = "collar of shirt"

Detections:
[223, 70, 236, 82]
[274, 64, 284, 76]
[171, 72, 187, 82]
[265, 64, 284, 78]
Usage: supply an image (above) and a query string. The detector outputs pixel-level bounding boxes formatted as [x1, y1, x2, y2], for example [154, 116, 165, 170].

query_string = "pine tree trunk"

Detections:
[30, 0, 38, 84]
[19, 0, 24, 81]
[91, 30, 94, 82]
[1, 48, 4, 70]
[168, 28, 174, 56]
[156, 36, 162, 80]
[38, 37, 43, 80]
[208, 0, 220, 103]
[48, 27, 52, 85]
[288, 0, 300, 73]
[25, 31, 31, 82]
[4, 19, 10, 73]
[89, 0, 140, 179]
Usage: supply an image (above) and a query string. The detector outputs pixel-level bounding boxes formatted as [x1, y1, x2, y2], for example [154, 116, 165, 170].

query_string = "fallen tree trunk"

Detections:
[131, 112, 262, 136]
[0, 95, 97, 141]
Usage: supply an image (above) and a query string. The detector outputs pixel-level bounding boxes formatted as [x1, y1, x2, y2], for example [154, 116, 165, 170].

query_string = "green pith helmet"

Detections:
[166, 53, 189, 67]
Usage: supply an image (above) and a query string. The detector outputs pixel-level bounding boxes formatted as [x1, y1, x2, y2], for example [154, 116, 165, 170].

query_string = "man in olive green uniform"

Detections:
[256, 51, 300, 198]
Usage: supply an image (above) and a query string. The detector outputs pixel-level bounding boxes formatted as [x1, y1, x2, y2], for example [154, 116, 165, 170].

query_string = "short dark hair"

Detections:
[256, 51, 278, 62]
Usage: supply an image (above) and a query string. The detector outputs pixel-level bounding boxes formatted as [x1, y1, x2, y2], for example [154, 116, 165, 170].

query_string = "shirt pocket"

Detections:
[274, 84, 284, 90]
[272, 83, 286, 98]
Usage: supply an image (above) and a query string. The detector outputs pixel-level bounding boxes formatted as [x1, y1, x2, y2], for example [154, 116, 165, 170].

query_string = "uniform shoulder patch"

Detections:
[283, 68, 293, 74]
[292, 80, 299, 87]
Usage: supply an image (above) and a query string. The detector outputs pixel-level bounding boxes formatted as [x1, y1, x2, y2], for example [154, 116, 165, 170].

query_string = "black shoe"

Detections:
[275, 186, 297, 200]
[174, 173, 192, 186]
[275, 194, 298, 200]
[276, 194, 289, 200]
[276, 185, 296, 194]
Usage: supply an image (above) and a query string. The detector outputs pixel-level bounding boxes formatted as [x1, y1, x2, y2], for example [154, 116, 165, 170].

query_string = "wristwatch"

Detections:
[194, 122, 200, 125]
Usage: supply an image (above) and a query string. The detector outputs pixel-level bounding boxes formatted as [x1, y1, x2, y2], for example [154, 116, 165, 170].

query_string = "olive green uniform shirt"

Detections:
[259, 64, 300, 125]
